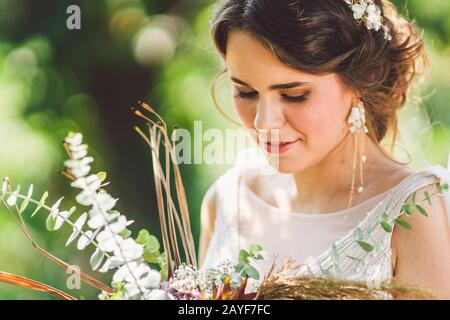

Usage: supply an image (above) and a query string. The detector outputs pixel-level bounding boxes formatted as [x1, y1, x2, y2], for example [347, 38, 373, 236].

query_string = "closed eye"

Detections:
[234, 91, 310, 102]
[235, 91, 258, 99]
[281, 92, 309, 102]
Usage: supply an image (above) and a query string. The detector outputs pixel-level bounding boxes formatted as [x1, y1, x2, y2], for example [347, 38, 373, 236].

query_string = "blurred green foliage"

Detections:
[0, 0, 449, 299]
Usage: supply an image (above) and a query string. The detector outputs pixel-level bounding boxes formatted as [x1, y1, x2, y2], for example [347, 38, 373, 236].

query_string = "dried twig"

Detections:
[0, 271, 77, 300]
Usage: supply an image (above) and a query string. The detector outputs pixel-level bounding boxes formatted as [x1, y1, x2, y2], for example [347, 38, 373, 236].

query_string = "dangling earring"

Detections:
[347, 98, 369, 208]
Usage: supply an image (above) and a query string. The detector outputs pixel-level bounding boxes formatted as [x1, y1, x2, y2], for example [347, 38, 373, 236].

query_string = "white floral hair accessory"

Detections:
[343, 0, 392, 41]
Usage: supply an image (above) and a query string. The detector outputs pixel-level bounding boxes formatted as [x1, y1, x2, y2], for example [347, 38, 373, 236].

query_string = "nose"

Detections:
[253, 98, 285, 132]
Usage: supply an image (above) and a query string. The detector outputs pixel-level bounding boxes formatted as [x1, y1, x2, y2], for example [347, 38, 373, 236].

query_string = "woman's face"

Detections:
[225, 30, 356, 173]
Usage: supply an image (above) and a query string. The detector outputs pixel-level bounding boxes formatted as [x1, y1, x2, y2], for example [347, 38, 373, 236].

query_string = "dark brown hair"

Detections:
[210, 0, 428, 153]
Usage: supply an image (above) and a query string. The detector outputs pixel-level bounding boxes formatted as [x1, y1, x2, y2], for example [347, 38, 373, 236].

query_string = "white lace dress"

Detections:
[200, 148, 450, 292]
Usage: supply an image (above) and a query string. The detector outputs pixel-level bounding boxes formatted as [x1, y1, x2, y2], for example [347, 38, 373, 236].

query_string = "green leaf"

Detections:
[97, 171, 107, 182]
[249, 243, 263, 256]
[19, 197, 30, 214]
[380, 221, 393, 233]
[412, 191, 416, 205]
[356, 240, 374, 252]
[144, 249, 161, 263]
[415, 204, 428, 217]
[31, 191, 48, 218]
[156, 253, 171, 281]
[90, 248, 105, 271]
[239, 249, 249, 264]
[381, 211, 389, 221]
[235, 261, 246, 274]
[394, 217, 412, 230]
[46, 214, 57, 231]
[136, 229, 160, 251]
[441, 183, 449, 193]
[402, 203, 413, 216]
[244, 265, 260, 280]
[136, 229, 161, 263]
[423, 191, 431, 206]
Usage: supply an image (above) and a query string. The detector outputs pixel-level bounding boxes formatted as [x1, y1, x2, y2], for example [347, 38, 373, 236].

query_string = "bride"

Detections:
[198, 0, 450, 299]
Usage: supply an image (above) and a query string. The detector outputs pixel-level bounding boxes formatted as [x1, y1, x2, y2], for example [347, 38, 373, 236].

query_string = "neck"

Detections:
[291, 132, 387, 213]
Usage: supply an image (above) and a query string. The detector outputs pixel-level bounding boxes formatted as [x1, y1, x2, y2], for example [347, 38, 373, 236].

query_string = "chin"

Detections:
[266, 154, 306, 174]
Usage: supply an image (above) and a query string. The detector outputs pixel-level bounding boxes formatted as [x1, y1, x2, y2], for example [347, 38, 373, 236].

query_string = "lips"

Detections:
[261, 139, 300, 154]
[263, 140, 298, 145]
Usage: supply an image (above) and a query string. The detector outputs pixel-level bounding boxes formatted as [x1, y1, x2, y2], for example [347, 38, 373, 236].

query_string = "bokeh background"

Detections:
[0, 0, 449, 299]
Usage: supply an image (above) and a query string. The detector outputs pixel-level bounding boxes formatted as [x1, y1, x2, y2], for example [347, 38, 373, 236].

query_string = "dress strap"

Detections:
[381, 170, 443, 221]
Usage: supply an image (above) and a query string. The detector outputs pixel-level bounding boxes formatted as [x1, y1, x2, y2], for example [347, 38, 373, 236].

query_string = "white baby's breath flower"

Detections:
[344, 0, 391, 40]
[351, 1, 367, 20]
[366, 3, 382, 31]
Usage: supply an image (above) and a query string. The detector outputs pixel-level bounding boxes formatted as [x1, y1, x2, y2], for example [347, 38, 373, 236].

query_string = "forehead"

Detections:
[224, 30, 339, 88]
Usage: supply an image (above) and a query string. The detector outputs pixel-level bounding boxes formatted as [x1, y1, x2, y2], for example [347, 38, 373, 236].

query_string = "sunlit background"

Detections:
[0, 0, 449, 299]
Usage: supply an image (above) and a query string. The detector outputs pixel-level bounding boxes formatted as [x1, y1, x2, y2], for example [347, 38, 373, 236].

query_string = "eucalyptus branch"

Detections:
[61, 132, 165, 300]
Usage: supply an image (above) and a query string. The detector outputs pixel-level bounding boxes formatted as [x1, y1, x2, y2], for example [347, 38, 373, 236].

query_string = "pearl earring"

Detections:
[347, 98, 368, 208]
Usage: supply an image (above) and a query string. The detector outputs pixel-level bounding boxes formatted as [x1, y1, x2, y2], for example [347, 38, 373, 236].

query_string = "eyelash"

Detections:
[235, 91, 309, 103]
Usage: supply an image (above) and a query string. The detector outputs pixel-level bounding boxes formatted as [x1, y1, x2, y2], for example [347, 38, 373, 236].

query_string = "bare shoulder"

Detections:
[391, 183, 450, 298]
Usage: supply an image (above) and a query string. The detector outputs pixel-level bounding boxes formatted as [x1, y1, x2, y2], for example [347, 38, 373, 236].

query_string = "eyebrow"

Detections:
[230, 77, 308, 90]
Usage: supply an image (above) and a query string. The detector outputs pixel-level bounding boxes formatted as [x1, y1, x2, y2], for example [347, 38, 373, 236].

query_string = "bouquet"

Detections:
[0, 102, 445, 300]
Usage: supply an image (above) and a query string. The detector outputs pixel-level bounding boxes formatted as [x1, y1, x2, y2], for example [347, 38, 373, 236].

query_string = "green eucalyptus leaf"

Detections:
[19, 198, 30, 214]
[239, 249, 249, 264]
[380, 221, 393, 233]
[402, 203, 413, 216]
[249, 243, 263, 256]
[235, 261, 246, 274]
[90, 248, 105, 271]
[244, 265, 260, 280]
[423, 191, 431, 206]
[415, 204, 428, 217]
[356, 240, 374, 252]
[394, 217, 412, 230]
[46, 213, 57, 231]
[31, 191, 48, 218]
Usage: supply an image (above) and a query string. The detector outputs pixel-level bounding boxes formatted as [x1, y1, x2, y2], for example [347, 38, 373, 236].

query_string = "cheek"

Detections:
[288, 96, 347, 142]
[233, 99, 256, 129]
